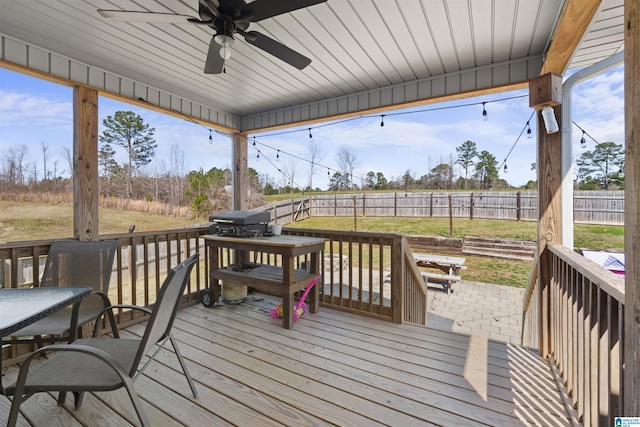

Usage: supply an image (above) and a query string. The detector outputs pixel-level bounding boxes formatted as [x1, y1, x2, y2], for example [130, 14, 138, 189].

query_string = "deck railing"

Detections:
[2, 226, 427, 367]
[1, 228, 208, 366]
[284, 228, 427, 324]
[521, 244, 626, 426]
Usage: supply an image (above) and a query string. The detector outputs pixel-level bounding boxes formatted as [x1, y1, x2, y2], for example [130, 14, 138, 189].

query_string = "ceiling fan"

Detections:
[98, 0, 327, 74]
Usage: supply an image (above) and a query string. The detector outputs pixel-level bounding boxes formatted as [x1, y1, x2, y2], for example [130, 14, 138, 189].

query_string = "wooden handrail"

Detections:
[521, 243, 626, 425]
[2, 226, 429, 368]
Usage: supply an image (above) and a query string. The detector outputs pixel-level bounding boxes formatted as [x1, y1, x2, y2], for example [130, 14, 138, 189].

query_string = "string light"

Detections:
[504, 164, 508, 173]
[276, 149, 280, 160]
[580, 130, 587, 148]
[250, 94, 531, 185]
[209, 129, 213, 144]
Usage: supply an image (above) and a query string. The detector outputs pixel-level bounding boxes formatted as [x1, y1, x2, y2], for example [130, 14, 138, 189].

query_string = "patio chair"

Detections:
[5, 253, 199, 427]
[5, 239, 119, 344]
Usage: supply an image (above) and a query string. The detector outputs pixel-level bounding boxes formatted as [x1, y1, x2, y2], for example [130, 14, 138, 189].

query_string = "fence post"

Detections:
[517, 191, 522, 221]
[394, 192, 398, 217]
[429, 192, 434, 218]
[363, 193, 366, 217]
[448, 194, 453, 237]
[470, 192, 474, 220]
[353, 195, 357, 231]
[334, 194, 337, 216]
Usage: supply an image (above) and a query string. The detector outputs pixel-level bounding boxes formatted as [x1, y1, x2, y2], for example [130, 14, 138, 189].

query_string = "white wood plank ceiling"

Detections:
[0, 0, 626, 133]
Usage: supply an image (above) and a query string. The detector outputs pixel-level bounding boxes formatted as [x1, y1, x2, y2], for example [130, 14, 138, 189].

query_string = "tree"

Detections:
[576, 141, 625, 189]
[328, 171, 350, 191]
[456, 140, 478, 189]
[428, 163, 454, 189]
[100, 111, 157, 198]
[307, 139, 323, 191]
[474, 150, 499, 189]
[336, 146, 360, 190]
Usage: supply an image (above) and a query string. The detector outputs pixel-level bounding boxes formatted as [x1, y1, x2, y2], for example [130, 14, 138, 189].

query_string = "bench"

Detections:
[421, 272, 462, 294]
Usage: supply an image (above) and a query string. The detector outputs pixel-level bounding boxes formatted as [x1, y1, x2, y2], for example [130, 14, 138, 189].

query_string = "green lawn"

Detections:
[288, 216, 624, 288]
[1, 200, 623, 288]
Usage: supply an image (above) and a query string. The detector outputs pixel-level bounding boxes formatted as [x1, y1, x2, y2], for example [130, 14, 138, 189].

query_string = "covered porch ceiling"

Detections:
[0, 0, 625, 134]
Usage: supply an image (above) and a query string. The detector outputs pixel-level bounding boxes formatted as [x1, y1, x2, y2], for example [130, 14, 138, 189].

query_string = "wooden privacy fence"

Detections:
[521, 244, 625, 426]
[303, 190, 625, 225]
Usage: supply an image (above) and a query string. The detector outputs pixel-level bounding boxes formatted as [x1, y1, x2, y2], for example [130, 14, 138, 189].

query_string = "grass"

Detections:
[1, 200, 624, 288]
[289, 216, 624, 288]
[0, 200, 200, 242]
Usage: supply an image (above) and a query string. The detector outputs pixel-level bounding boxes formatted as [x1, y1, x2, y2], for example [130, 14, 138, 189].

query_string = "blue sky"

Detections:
[0, 65, 625, 190]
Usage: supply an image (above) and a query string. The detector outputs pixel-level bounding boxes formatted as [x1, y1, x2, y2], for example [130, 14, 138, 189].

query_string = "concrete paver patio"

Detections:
[427, 280, 526, 345]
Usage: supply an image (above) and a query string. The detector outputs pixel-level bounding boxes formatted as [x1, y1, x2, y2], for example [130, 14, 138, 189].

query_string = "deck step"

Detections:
[462, 236, 536, 261]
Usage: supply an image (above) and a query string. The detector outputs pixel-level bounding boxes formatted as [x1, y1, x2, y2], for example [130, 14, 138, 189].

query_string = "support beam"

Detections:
[624, 0, 640, 417]
[232, 133, 248, 211]
[530, 73, 563, 358]
[73, 86, 99, 241]
[540, 0, 602, 75]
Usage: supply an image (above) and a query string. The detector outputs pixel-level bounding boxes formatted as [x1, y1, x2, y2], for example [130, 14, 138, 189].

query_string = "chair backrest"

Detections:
[131, 253, 199, 376]
[41, 239, 117, 293]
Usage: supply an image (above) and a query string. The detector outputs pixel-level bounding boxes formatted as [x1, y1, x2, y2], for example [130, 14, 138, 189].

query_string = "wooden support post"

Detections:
[530, 72, 563, 358]
[232, 133, 248, 210]
[624, 0, 640, 416]
[73, 86, 99, 241]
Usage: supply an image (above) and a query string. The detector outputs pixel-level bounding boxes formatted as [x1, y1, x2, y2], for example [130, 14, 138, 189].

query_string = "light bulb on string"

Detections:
[380, 115, 385, 127]
[504, 163, 508, 173]
[580, 131, 587, 148]
[308, 128, 312, 139]
[327, 168, 330, 177]
[209, 130, 213, 144]
[252, 137, 256, 146]
[526, 122, 532, 138]
[256, 151, 260, 161]
[482, 102, 488, 121]
[276, 149, 280, 160]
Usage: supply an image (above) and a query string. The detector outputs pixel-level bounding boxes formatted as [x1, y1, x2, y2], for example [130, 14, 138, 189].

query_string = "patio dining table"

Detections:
[0, 286, 91, 394]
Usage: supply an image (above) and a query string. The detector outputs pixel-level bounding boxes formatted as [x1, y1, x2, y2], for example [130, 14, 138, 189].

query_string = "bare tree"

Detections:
[282, 159, 300, 192]
[1, 145, 30, 187]
[167, 144, 187, 206]
[307, 139, 324, 190]
[61, 147, 73, 176]
[41, 141, 49, 180]
[336, 146, 360, 190]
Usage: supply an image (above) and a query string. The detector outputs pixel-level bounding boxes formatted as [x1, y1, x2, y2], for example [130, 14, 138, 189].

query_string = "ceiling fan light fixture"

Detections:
[219, 41, 232, 59]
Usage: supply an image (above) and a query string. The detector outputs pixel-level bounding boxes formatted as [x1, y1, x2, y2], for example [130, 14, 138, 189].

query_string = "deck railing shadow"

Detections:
[521, 244, 625, 426]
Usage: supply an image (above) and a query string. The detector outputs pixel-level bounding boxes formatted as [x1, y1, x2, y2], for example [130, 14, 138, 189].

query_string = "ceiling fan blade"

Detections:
[241, 0, 327, 22]
[204, 38, 225, 74]
[244, 31, 311, 70]
[97, 10, 196, 23]
[197, 0, 220, 20]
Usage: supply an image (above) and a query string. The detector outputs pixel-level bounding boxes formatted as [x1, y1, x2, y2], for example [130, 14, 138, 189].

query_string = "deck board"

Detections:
[1, 293, 571, 426]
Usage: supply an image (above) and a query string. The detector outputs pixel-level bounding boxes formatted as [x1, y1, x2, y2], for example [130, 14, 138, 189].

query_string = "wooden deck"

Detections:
[2, 292, 572, 426]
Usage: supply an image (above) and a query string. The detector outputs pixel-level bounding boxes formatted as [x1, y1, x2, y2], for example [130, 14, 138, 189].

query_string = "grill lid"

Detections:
[209, 210, 270, 225]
